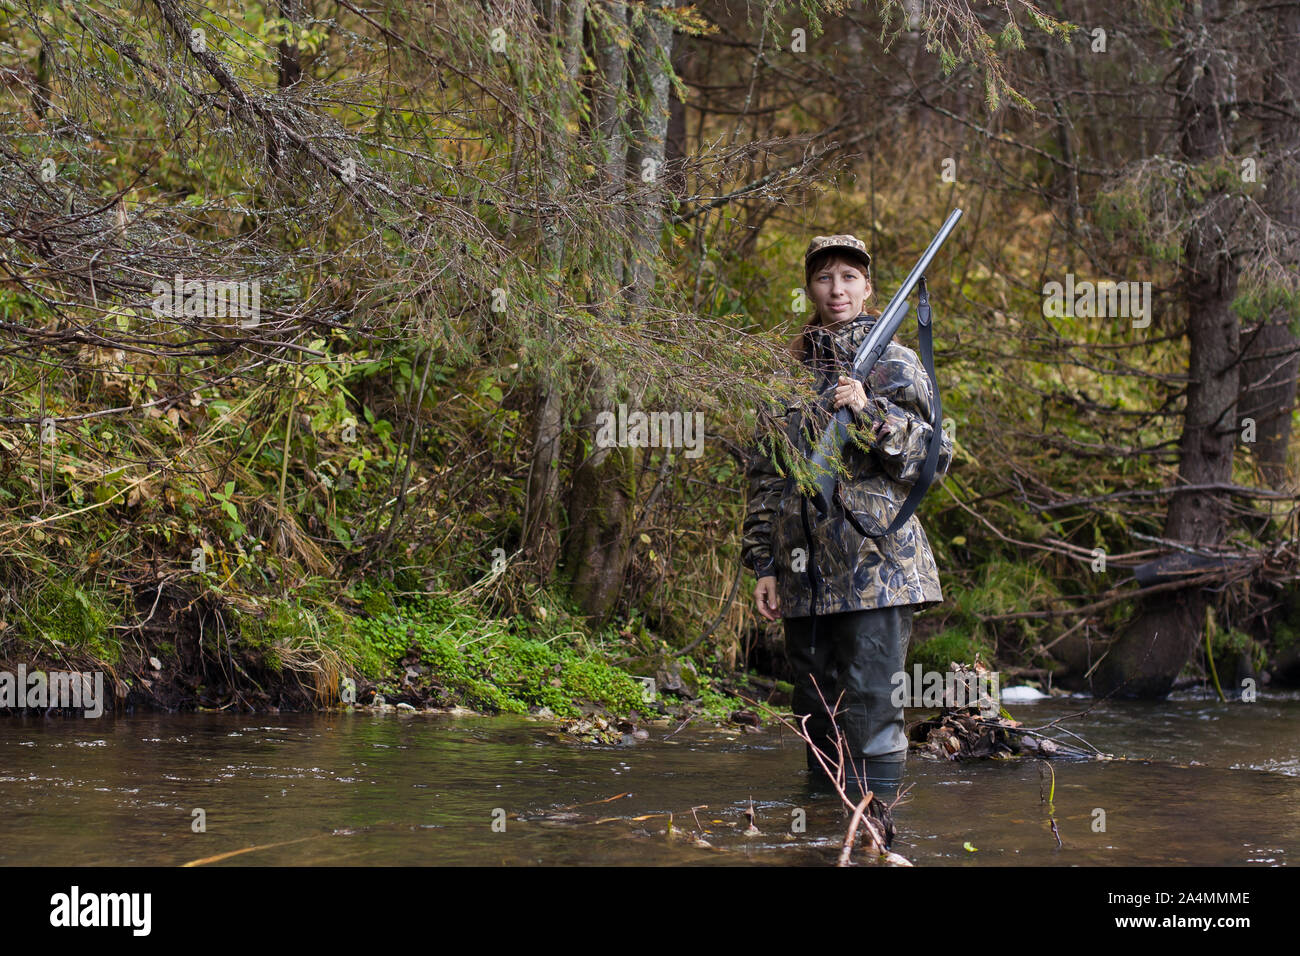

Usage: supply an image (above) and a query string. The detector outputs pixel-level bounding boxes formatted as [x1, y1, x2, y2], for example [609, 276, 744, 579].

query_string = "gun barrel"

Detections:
[851, 208, 963, 379]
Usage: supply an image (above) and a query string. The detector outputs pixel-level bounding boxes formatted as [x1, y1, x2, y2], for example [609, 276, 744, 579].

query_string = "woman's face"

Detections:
[808, 256, 871, 327]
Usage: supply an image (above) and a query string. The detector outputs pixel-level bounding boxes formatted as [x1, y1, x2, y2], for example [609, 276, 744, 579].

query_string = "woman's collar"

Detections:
[824, 312, 875, 345]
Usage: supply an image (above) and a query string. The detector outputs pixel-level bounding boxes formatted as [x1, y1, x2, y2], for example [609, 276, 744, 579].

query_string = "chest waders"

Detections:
[797, 279, 940, 649]
[792, 280, 940, 800]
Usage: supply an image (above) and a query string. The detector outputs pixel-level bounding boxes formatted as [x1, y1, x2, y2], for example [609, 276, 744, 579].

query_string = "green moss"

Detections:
[1211, 627, 1266, 675]
[233, 594, 355, 688]
[20, 579, 122, 664]
[357, 581, 398, 618]
[558, 655, 646, 714]
[908, 626, 993, 674]
[353, 598, 649, 717]
[234, 601, 295, 672]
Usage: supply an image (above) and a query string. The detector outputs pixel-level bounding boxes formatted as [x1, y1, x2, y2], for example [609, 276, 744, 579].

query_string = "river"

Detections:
[2, 693, 1296, 865]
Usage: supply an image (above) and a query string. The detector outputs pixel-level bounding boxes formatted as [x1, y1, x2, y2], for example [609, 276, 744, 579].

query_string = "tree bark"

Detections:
[522, 0, 586, 580]
[561, 1, 631, 622]
[277, 0, 302, 90]
[624, 0, 674, 310]
[562, 0, 673, 623]
[1237, 0, 1299, 489]
[1095, 0, 1242, 699]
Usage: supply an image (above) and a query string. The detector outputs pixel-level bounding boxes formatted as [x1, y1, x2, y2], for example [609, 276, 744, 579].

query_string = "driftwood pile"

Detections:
[908, 665, 1104, 761]
[908, 706, 1093, 759]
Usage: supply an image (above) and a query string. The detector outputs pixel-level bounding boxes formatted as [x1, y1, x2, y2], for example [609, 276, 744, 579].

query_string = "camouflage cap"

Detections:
[804, 234, 872, 285]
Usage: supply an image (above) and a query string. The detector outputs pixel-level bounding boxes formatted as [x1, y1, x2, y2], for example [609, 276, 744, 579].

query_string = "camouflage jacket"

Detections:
[740, 312, 954, 617]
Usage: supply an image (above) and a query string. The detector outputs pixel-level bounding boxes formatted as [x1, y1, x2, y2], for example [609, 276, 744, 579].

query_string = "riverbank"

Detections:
[0, 578, 767, 730]
[5, 569, 1300, 727]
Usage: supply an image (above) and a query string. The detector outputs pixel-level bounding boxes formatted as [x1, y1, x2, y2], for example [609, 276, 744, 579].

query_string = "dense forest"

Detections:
[0, 0, 1296, 721]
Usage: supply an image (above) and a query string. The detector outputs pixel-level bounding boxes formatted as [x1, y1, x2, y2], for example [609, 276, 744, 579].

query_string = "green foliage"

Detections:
[691, 682, 746, 721]
[351, 593, 648, 717]
[908, 626, 993, 674]
[1210, 627, 1267, 676]
[1092, 162, 1193, 263]
[1, 0, 1292, 722]
[998, 21, 1025, 52]
[1233, 282, 1300, 328]
[19, 579, 122, 664]
[1094, 186, 1151, 241]
[966, 560, 1056, 629]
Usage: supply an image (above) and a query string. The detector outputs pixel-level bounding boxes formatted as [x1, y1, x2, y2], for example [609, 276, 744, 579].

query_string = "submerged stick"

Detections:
[737, 683, 910, 865]
[838, 793, 875, 866]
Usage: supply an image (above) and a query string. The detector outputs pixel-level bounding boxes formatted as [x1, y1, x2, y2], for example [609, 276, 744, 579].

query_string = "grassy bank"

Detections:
[0, 573, 755, 726]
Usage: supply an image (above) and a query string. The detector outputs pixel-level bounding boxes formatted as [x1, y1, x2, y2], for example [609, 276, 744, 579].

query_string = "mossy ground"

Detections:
[351, 590, 651, 718]
[10, 577, 124, 666]
[1, 576, 751, 724]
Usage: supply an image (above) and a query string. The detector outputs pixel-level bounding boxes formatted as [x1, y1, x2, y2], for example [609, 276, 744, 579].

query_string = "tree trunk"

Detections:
[665, 28, 691, 201]
[562, 0, 673, 623]
[1239, 319, 1299, 487]
[561, 1, 631, 622]
[1237, 0, 1299, 489]
[277, 0, 302, 90]
[522, 0, 586, 580]
[623, 0, 674, 310]
[268, 0, 302, 173]
[1040, 41, 1080, 269]
[1095, 0, 1242, 699]
[523, 378, 565, 577]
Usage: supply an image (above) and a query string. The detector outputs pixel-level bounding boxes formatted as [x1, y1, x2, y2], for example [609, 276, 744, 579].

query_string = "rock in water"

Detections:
[1001, 685, 1049, 702]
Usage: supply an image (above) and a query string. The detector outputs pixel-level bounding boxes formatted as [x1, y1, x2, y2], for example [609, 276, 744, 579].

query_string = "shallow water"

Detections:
[1, 693, 1296, 865]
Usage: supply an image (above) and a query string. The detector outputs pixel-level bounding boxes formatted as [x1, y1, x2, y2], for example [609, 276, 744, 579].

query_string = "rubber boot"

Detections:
[845, 752, 906, 804]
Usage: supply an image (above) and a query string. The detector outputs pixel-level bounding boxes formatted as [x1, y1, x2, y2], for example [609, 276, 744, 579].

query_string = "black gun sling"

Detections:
[833, 277, 943, 539]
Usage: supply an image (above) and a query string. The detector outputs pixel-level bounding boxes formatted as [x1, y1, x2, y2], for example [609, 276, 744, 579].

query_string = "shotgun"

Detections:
[806, 208, 963, 516]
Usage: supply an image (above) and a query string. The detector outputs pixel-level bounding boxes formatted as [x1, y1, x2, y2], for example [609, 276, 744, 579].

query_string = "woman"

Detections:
[741, 234, 953, 799]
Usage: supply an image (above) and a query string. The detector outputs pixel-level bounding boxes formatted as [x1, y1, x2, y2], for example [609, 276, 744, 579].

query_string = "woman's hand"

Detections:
[754, 575, 781, 621]
[836, 373, 889, 445]
[834, 374, 868, 415]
